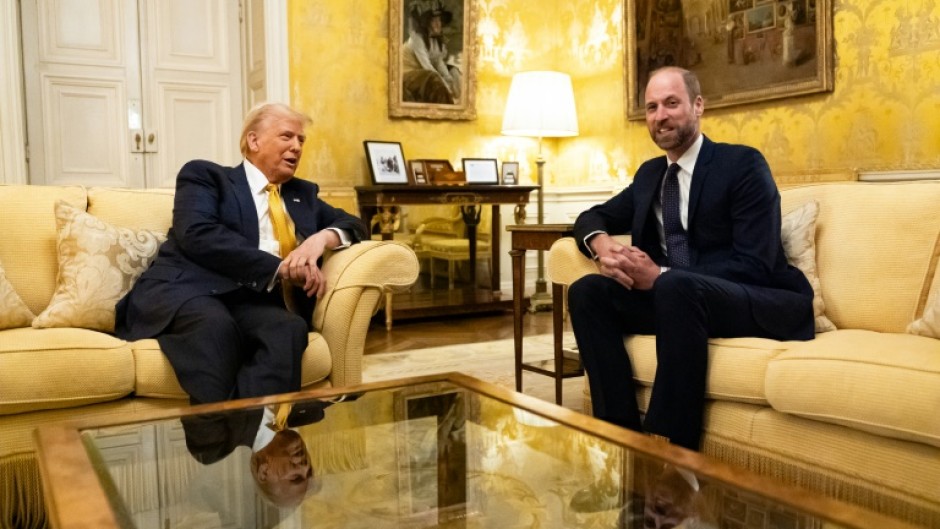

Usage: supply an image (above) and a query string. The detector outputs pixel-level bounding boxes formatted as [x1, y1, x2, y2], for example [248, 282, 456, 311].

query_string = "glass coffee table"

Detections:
[35, 373, 917, 529]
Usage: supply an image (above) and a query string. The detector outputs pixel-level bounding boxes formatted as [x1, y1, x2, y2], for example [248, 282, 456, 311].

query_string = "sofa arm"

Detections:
[547, 235, 633, 287]
[313, 241, 419, 387]
[547, 237, 597, 287]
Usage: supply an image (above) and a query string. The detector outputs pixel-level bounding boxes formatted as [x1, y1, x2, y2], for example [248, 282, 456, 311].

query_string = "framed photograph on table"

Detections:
[501, 161, 519, 185]
[408, 160, 429, 185]
[364, 140, 408, 184]
[462, 158, 498, 185]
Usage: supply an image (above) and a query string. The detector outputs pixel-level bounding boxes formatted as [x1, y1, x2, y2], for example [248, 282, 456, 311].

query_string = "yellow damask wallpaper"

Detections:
[289, 0, 940, 190]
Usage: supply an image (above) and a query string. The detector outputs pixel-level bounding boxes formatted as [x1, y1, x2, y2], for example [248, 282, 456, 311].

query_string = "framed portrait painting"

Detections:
[364, 140, 409, 185]
[388, 0, 478, 120]
[623, 0, 833, 120]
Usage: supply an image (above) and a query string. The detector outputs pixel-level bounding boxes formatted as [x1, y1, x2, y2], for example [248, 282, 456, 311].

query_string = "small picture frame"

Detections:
[501, 161, 519, 185]
[408, 160, 429, 185]
[461, 158, 499, 185]
[364, 140, 408, 184]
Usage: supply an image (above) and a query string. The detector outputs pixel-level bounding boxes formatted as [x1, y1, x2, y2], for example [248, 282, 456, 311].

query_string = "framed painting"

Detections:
[364, 140, 409, 184]
[388, 0, 478, 120]
[623, 0, 833, 120]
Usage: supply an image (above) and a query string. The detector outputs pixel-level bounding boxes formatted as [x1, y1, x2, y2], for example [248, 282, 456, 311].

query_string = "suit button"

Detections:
[210, 289, 218, 294]
[251, 281, 258, 288]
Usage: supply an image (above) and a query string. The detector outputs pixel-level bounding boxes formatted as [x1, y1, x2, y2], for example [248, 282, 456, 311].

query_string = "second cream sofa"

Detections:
[548, 180, 940, 527]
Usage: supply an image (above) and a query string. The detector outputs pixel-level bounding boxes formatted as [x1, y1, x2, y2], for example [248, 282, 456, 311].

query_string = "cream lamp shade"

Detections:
[501, 71, 579, 139]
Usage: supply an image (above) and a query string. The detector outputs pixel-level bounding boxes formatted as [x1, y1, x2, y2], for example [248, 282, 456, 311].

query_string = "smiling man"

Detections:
[567, 67, 814, 450]
[116, 102, 367, 404]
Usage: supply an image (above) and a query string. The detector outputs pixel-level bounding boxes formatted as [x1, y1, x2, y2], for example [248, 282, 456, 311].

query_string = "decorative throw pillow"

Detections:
[780, 200, 837, 333]
[908, 289, 940, 339]
[32, 201, 166, 332]
[0, 258, 35, 329]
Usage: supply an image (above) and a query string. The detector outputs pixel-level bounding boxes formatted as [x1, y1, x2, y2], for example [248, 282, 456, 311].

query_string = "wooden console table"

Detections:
[356, 185, 537, 323]
[507, 223, 583, 404]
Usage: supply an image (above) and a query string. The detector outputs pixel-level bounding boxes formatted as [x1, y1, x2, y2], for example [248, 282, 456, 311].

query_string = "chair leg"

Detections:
[448, 259, 456, 290]
[429, 257, 435, 289]
[385, 291, 393, 331]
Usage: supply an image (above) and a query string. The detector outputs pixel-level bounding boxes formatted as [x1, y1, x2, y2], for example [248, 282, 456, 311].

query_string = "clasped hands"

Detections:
[591, 234, 661, 291]
[277, 230, 339, 298]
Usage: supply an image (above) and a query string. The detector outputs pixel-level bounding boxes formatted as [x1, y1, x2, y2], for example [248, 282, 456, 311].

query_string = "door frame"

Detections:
[0, 0, 289, 185]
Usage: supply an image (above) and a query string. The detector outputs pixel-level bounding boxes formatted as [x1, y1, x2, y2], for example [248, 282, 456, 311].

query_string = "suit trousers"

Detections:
[157, 289, 308, 404]
[568, 270, 769, 450]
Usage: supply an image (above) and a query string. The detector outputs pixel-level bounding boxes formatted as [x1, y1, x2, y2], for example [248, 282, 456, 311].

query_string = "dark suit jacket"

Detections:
[182, 400, 330, 465]
[573, 136, 814, 340]
[115, 160, 368, 340]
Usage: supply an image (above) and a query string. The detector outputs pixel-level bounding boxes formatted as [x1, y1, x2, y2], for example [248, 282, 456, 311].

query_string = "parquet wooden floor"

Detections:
[363, 309, 571, 355]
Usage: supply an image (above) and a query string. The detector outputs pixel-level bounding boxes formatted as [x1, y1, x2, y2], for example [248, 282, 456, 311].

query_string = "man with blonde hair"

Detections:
[116, 102, 367, 404]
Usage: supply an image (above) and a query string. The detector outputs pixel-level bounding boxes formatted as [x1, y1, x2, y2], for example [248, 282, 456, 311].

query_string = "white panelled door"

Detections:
[21, 0, 243, 189]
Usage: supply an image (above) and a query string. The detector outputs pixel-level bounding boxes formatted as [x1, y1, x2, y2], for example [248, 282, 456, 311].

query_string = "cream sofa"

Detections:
[0, 184, 419, 528]
[548, 180, 940, 527]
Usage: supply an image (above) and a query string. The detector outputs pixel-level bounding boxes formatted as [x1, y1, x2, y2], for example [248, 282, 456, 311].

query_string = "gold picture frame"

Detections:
[624, 0, 833, 120]
[389, 0, 477, 120]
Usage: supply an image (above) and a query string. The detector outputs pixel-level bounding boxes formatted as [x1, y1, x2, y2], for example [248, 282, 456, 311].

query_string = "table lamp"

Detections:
[501, 71, 579, 311]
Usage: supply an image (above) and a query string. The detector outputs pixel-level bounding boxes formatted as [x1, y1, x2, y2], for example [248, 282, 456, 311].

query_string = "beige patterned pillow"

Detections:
[32, 201, 166, 332]
[0, 258, 35, 329]
[908, 289, 940, 339]
[781, 200, 836, 333]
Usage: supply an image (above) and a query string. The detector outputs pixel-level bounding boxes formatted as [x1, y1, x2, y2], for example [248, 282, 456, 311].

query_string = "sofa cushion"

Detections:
[131, 333, 333, 398]
[626, 335, 791, 405]
[32, 202, 165, 332]
[780, 182, 940, 333]
[766, 329, 940, 448]
[0, 184, 87, 315]
[0, 258, 34, 329]
[0, 327, 134, 415]
[781, 200, 835, 333]
[86, 187, 174, 232]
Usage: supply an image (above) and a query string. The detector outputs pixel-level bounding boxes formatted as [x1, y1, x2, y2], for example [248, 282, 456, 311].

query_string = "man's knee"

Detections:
[654, 269, 703, 304]
[569, 274, 612, 313]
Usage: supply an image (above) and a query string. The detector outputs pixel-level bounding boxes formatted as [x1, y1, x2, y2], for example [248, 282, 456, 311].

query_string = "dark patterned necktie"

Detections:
[662, 163, 690, 267]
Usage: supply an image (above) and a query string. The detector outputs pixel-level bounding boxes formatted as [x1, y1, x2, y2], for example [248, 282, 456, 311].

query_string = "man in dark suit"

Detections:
[568, 67, 814, 450]
[181, 401, 332, 508]
[115, 102, 367, 404]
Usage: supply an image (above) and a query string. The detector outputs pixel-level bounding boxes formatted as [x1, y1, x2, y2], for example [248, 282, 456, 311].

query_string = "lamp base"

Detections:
[527, 291, 554, 313]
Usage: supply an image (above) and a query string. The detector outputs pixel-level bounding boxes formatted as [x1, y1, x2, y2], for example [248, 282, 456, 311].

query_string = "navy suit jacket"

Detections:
[115, 160, 368, 340]
[573, 136, 814, 340]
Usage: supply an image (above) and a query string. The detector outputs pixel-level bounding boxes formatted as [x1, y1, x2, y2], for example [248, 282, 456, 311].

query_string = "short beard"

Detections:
[652, 122, 696, 152]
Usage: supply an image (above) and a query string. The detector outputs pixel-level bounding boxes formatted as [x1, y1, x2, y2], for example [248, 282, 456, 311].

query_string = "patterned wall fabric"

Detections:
[288, 0, 940, 189]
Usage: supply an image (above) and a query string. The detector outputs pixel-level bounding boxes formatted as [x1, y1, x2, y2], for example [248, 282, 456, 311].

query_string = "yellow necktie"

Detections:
[266, 184, 298, 312]
[265, 184, 297, 258]
[269, 403, 292, 431]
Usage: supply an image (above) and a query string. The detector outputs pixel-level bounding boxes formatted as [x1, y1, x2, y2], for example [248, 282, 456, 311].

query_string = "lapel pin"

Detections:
[292, 198, 301, 202]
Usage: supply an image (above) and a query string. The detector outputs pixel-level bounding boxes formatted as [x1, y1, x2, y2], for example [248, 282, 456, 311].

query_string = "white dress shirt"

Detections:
[243, 160, 351, 289]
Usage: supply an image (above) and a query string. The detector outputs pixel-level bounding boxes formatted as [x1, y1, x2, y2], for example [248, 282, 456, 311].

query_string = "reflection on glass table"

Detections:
[37, 374, 918, 529]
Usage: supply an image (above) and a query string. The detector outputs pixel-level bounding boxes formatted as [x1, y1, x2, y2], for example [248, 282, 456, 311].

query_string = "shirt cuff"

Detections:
[328, 227, 352, 250]
[583, 230, 607, 260]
